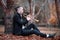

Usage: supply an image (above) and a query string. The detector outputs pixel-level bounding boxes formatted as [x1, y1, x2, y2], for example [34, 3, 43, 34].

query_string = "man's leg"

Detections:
[32, 29, 47, 37]
[24, 23, 56, 38]
[22, 29, 56, 38]
[23, 23, 47, 37]
[22, 29, 34, 36]
[22, 29, 47, 37]
[25, 23, 40, 31]
[31, 30, 56, 38]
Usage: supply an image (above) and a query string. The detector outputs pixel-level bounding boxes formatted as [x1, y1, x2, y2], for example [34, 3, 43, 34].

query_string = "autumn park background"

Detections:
[0, 0, 60, 40]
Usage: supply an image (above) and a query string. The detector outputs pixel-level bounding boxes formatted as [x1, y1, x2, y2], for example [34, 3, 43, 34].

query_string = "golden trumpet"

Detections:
[23, 14, 39, 22]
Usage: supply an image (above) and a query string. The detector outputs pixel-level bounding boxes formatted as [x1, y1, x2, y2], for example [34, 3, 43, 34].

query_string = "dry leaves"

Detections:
[0, 34, 60, 40]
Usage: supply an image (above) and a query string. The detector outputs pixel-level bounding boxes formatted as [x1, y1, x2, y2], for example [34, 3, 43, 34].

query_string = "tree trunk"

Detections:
[4, 8, 14, 34]
[48, 0, 58, 27]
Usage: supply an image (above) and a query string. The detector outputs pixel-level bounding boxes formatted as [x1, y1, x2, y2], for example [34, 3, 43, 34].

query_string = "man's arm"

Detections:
[13, 15, 28, 25]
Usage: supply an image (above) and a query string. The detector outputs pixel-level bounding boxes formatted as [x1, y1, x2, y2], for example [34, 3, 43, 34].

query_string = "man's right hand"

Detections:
[26, 15, 33, 21]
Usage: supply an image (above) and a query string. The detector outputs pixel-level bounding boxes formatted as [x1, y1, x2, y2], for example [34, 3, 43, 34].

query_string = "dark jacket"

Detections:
[13, 13, 28, 35]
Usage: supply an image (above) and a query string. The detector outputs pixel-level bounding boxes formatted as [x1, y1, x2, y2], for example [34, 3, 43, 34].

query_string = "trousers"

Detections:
[21, 23, 46, 37]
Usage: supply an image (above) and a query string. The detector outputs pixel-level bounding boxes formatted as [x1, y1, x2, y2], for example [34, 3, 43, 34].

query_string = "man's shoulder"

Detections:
[13, 14, 19, 19]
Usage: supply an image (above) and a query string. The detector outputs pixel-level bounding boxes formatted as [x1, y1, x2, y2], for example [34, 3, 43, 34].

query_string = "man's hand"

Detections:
[26, 15, 32, 21]
[26, 14, 39, 22]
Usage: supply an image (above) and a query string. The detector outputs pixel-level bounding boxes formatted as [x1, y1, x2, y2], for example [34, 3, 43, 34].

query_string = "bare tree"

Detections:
[0, 0, 14, 33]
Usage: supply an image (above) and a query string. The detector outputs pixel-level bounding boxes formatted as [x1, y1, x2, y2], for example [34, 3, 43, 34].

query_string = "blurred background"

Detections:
[0, 0, 60, 35]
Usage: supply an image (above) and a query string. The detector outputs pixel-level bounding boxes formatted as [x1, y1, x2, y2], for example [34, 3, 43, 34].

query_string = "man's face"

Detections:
[17, 7, 24, 14]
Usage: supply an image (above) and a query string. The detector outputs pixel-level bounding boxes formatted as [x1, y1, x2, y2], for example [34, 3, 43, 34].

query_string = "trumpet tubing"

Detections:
[23, 14, 39, 22]
[34, 19, 39, 22]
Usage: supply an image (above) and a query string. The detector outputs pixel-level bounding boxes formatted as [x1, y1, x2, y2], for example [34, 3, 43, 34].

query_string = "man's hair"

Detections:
[15, 6, 20, 11]
[15, 6, 24, 12]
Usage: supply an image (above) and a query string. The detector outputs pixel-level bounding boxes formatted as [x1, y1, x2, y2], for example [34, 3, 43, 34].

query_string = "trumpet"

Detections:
[23, 14, 39, 22]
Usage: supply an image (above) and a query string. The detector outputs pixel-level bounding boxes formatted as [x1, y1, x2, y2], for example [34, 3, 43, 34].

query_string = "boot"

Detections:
[46, 33, 56, 38]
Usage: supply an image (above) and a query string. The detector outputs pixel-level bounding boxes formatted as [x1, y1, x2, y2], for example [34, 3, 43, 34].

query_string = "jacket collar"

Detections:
[17, 13, 21, 17]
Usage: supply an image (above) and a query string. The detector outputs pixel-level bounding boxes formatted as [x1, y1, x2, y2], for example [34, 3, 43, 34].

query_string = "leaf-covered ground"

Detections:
[0, 34, 60, 40]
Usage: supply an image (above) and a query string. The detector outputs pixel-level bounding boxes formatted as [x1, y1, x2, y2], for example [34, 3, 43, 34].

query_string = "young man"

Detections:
[12, 6, 56, 38]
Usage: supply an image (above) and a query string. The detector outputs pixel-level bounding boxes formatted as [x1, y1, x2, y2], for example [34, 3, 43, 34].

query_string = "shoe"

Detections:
[47, 33, 56, 38]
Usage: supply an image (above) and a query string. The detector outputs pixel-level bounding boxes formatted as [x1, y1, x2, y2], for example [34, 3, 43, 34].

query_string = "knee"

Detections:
[29, 23, 35, 27]
[32, 30, 38, 33]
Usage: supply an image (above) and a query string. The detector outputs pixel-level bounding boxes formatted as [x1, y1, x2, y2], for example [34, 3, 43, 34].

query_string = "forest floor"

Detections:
[0, 25, 60, 40]
[0, 34, 60, 40]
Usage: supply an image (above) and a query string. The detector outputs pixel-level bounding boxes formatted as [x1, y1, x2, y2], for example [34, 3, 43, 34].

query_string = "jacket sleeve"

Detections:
[13, 15, 28, 25]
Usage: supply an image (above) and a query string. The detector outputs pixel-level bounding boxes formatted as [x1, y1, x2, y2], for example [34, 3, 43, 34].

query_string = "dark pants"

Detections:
[21, 23, 46, 37]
